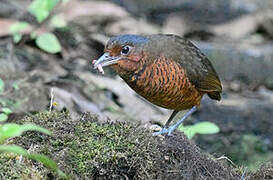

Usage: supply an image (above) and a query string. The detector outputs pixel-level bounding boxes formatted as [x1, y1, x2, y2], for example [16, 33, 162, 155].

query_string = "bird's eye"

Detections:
[121, 45, 132, 55]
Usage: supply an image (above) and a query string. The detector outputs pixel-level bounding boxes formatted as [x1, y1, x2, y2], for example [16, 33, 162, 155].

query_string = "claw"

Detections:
[152, 125, 176, 136]
[153, 106, 198, 136]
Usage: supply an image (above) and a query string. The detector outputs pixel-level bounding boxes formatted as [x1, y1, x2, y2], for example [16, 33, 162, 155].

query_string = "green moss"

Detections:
[0, 153, 43, 179]
[0, 111, 242, 179]
[0, 112, 159, 179]
[65, 120, 158, 178]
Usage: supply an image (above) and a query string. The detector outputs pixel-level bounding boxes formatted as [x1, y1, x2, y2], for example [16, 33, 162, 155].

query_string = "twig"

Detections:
[49, 88, 54, 112]
[240, 167, 247, 180]
[216, 155, 236, 167]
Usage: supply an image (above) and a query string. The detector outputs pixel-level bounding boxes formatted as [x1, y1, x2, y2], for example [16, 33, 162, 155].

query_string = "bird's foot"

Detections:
[152, 106, 198, 136]
[152, 125, 177, 136]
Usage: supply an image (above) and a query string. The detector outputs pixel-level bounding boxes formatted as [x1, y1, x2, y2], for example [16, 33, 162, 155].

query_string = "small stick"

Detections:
[49, 88, 54, 112]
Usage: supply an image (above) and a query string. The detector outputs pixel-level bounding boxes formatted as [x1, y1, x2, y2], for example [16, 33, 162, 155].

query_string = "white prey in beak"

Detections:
[92, 52, 121, 74]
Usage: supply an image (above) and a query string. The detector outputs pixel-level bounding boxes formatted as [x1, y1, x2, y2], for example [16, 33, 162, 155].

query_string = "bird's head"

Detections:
[93, 34, 150, 74]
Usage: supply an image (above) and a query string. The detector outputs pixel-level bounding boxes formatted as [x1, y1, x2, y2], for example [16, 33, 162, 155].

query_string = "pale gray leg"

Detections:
[153, 106, 197, 136]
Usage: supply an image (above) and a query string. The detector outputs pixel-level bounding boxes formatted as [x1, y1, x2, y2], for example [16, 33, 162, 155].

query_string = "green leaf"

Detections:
[178, 125, 196, 139]
[0, 123, 51, 142]
[36, 33, 61, 53]
[0, 145, 67, 178]
[46, 0, 60, 11]
[0, 124, 24, 142]
[12, 82, 19, 90]
[191, 122, 220, 135]
[28, 0, 59, 23]
[0, 145, 28, 155]
[13, 34, 22, 43]
[9, 22, 30, 43]
[0, 113, 8, 122]
[30, 32, 38, 39]
[29, 153, 57, 169]
[2, 108, 12, 115]
[28, 154, 67, 178]
[9, 22, 30, 34]
[50, 14, 67, 28]
[0, 100, 6, 107]
[178, 121, 220, 139]
[20, 123, 51, 135]
[0, 78, 4, 94]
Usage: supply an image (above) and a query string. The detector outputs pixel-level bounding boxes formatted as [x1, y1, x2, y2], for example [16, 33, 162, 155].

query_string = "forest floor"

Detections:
[0, 0, 272, 179]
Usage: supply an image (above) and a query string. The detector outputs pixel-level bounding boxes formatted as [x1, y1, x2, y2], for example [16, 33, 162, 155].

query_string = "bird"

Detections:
[93, 34, 222, 135]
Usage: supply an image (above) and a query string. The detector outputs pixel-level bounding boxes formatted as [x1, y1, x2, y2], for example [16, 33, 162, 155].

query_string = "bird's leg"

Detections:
[153, 106, 197, 136]
[152, 110, 178, 136]
[164, 110, 179, 127]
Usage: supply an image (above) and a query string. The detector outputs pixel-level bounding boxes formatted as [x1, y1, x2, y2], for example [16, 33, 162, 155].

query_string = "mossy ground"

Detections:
[249, 163, 273, 180]
[0, 111, 271, 179]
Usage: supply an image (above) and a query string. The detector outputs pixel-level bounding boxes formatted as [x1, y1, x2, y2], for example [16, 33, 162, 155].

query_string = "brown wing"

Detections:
[169, 35, 222, 100]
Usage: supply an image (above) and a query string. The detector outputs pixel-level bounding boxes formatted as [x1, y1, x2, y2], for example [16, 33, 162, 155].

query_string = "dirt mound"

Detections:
[1, 111, 240, 179]
[249, 163, 273, 180]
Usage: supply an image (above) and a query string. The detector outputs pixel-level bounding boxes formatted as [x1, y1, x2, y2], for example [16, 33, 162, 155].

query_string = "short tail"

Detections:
[208, 91, 221, 101]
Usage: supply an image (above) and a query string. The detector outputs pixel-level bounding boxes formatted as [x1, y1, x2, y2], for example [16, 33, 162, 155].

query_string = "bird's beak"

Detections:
[93, 52, 120, 69]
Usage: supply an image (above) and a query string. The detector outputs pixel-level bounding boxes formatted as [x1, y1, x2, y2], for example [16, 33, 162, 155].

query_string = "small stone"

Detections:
[149, 124, 162, 131]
